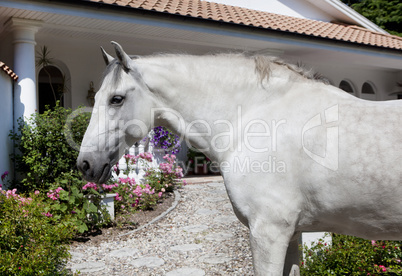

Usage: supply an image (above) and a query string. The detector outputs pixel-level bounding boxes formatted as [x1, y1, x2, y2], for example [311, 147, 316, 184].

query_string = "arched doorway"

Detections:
[38, 65, 65, 113]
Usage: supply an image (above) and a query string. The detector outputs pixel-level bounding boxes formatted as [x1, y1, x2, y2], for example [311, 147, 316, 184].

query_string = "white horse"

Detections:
[77, 42, 402, 275]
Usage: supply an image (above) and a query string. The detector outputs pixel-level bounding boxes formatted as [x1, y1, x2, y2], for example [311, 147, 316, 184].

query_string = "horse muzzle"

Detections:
[77, 153, 113, 184]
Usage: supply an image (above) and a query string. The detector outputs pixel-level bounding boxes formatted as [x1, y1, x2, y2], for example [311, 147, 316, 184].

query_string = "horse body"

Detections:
[77, 43, 402, 275]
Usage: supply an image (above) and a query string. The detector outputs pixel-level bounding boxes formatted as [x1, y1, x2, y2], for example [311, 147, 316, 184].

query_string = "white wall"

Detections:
[310, 63, 399, 101]
[35, 35, 106, 110]
[0, 70, 14, 188]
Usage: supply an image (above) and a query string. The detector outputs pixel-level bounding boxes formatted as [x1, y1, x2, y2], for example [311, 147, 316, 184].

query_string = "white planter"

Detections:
[101, 193, 116, 220]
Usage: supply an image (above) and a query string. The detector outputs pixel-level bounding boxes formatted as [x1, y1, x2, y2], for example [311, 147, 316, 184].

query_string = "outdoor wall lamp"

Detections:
[87, 81, 96, 107]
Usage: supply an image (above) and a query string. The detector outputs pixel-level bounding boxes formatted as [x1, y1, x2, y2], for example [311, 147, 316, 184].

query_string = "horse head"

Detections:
[77, 42, 154, 183]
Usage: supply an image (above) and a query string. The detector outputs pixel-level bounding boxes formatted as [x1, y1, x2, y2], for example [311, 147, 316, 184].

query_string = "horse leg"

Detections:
[249, 221, 296, 276]
[284, 232, 301, 276]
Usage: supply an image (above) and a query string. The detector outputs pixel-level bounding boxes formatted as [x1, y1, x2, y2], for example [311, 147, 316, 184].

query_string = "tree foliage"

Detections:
[340, 0, 402, 37]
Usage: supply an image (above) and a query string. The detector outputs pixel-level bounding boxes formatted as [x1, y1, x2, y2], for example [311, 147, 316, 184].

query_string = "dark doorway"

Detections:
[38, 65, 64, 113]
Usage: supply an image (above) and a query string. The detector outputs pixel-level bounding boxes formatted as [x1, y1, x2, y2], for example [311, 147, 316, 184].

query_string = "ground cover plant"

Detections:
[301, 233, 402, 275]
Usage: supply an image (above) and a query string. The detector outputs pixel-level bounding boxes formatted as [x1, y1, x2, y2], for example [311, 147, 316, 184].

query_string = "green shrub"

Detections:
[301, 233, 402, 275]
[9, 103, 109, 233]
[10, 102, 90, 193]
[0, 189, 77, 275]
[48, 172, 111, 233]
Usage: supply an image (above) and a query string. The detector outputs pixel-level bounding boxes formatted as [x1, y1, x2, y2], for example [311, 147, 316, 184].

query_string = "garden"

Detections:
[0, 103, 186, 275]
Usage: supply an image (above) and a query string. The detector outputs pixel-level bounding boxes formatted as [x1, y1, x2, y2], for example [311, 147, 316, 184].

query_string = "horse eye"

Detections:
[110, 95, 124, 105]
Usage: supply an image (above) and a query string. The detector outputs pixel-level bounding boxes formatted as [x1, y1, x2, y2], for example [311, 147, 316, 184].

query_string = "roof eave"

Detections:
[307, 0, 388, 34]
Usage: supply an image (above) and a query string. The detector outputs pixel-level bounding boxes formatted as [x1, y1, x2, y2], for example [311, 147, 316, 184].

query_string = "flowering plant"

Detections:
[1, 171, 8, 189]
[150, 126, 181, 154]
[45, 172, 110, 233]
[301, 233, 402, 275]
[145, 154, 185, 193]
[0, 184, 76, 275]
[97, 152, 185, 217]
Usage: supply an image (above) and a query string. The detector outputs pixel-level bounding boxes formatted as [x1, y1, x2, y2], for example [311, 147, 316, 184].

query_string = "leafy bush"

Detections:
[301, 233, 402, 275]
[9, 103, 109, 233]
[0, 188, 76, 275]
[10, 102, 90, 193]
[47, 172, 111, 233]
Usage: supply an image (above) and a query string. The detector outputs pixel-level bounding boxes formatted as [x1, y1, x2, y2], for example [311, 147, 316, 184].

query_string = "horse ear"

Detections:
[111, 41, 132, 71]
[100, 47, 114, 66]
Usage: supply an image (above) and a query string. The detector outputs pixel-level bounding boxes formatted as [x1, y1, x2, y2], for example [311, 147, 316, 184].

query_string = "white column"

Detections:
[6, 18, 42, 122]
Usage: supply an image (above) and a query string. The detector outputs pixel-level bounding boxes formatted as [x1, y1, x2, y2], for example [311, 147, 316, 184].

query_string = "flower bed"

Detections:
[302, 233, 402, 275]
[99, 152, 186, 217]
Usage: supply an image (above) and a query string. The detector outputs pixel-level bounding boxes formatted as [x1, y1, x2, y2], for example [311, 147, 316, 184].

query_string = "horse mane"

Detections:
[103, 53, 329, 86]
[253, 55, 329, 84]
[145, 53, 330, 85]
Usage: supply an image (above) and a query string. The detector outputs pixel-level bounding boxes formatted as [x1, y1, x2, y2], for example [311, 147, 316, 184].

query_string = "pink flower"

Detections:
[42, 212, 53, 217]
[102, 183, 119, 192]
[119, 177, 136, 186]
[379, 265, 386, 272]
[34, 190, 40, 195]
[158, 192, 163, 198]
[82, 182, 98, 190]
[138, 152, 153, 162]
[6, 188, 17, 198]
[115, 193, 122, 201]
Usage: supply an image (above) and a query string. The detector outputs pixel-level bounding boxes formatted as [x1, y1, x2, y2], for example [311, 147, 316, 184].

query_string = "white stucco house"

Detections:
[1, 0, 402, 249]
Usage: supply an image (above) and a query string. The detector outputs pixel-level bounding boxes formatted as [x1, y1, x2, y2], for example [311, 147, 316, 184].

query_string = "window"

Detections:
[38, 66, 64, 113]
[361, 82, 376, 100]
[339, 80, 355, 94]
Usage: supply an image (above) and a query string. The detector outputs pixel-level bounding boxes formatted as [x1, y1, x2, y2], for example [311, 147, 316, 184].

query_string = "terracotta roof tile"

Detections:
[0, 61, 18, 81]
[87, 0, 402, 51]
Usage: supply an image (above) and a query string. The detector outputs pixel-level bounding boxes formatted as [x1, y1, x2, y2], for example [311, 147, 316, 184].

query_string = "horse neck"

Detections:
[138, 55, 266, 156]
[136, 55, 332, 161]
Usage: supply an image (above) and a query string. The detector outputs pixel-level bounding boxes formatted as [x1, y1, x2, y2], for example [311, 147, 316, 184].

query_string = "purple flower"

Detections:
[151, 127, 181, 154]
[1, 171, 9, 182]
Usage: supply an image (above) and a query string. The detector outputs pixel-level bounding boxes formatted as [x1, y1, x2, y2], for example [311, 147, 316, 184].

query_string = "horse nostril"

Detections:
[82, 160, 90, 172]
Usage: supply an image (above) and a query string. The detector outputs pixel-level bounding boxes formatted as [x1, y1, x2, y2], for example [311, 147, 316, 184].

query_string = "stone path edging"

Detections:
[118, 189, 181, 237]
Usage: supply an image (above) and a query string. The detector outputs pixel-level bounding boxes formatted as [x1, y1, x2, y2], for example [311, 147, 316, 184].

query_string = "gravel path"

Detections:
[68, 181, 254, 275]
